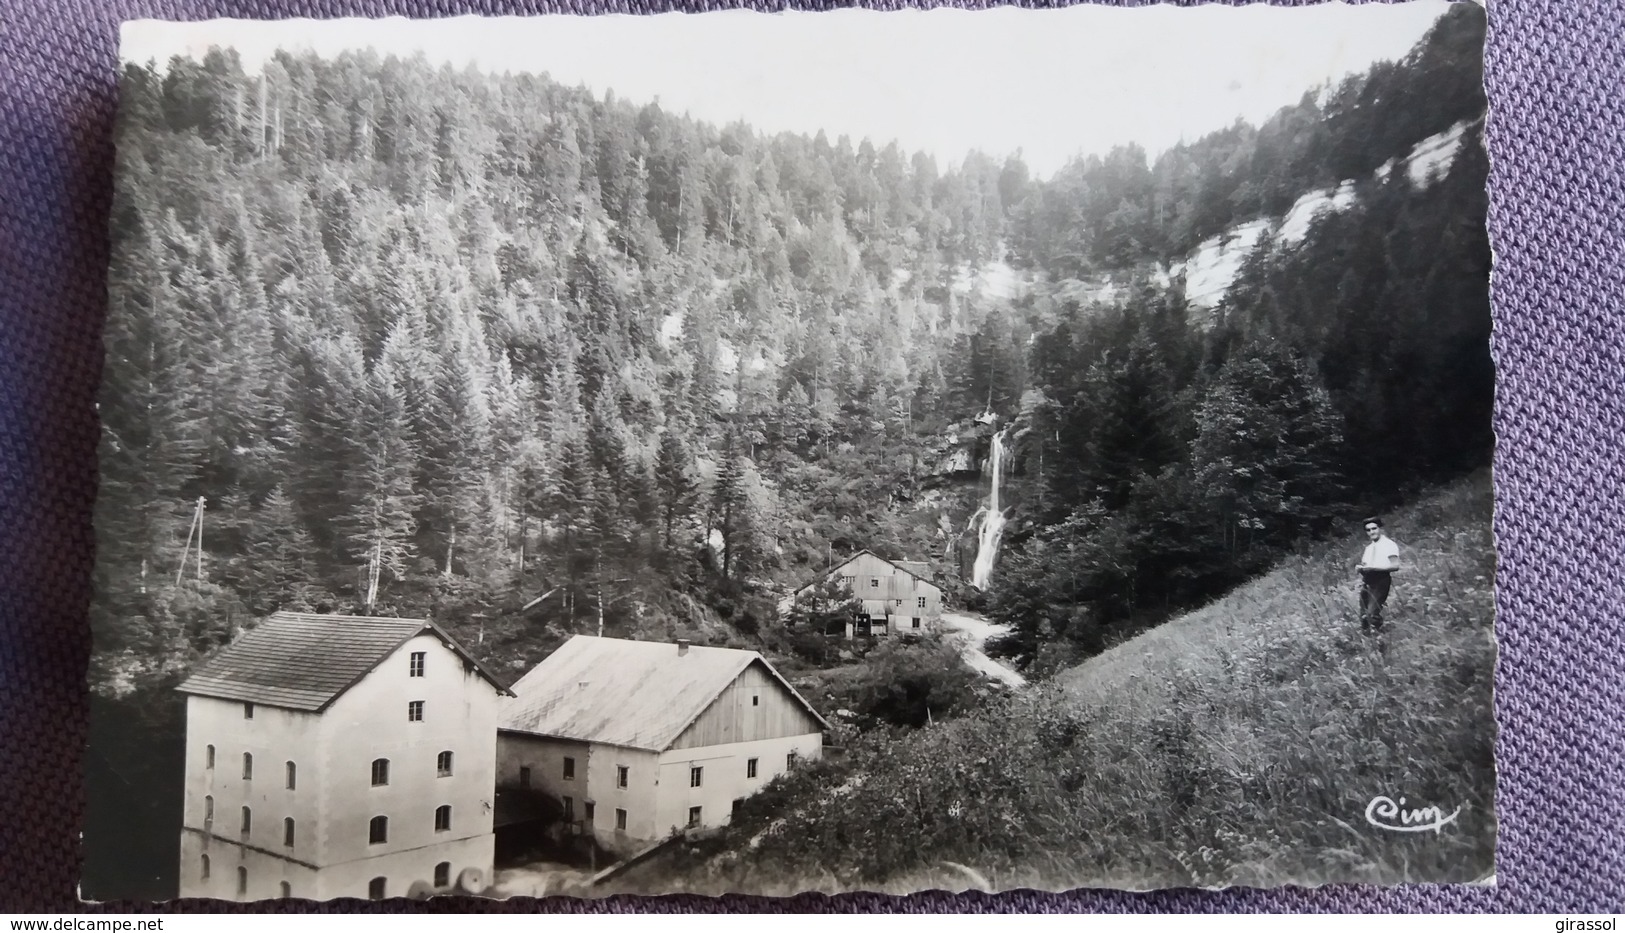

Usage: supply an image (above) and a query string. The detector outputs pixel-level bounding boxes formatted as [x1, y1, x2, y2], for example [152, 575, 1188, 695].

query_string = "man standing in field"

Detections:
[1357, 517, 1401, 632]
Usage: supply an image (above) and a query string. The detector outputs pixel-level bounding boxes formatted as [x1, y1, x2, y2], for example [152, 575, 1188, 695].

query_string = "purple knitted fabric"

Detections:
[2, 0, 1622, 914]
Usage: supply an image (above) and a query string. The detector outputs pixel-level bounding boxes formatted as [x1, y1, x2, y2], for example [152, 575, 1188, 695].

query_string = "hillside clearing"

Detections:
[605, 472, 1496, 896]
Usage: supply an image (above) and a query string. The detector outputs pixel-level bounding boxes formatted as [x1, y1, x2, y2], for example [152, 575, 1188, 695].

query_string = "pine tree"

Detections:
[654, 429, 697, 554]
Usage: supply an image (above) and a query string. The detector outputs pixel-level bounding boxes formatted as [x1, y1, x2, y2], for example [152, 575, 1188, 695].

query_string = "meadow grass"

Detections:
[601, 472, 1496, 896]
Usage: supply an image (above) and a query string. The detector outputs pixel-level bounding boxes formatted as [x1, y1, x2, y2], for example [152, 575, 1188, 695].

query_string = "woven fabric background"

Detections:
[2, 0, 1621, 914]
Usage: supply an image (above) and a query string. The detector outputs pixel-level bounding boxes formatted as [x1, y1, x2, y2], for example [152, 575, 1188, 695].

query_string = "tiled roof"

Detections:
[176, 611, 508, 711]
[500, 635, 828, 751]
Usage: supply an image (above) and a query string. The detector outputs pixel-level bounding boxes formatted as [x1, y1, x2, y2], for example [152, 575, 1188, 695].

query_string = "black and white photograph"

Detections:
[85, 2, 1495, 901]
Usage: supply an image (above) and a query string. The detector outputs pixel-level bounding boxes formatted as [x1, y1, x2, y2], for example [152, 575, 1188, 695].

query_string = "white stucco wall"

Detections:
[178, 631, 500, 901]
[653, 732, 823, 837]
[497, 732, 662, 855]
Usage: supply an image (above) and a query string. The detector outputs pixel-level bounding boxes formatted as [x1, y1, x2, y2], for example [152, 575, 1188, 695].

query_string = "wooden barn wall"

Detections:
[669, 663, 821, 751]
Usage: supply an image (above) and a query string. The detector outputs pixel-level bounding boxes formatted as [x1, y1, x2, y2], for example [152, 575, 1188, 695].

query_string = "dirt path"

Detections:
[939, 611, 1027, 689]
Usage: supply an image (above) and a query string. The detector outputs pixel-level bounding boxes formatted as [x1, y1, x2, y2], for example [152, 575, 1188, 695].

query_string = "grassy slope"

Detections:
[600, 472, 1497, 896]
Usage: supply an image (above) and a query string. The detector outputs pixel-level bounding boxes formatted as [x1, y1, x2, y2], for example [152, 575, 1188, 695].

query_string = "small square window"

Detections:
[870, 578, 880, 589]
[244, 702, 254, 720]
[747, 758, 758, 779]
[616, 765, 629, 788]
[563, 756, 576, 780]
[434, 805, 451, 832]
[409, 651, 425, 677]
[615, 808, 627, 831]
[408, 700, 424, 722]
[917, 596, 927, 609]
[752, 694, 760, 707]
[687, 806, 702, 828]
[518, 766, 531, 789]
[690, 766, 703, 788]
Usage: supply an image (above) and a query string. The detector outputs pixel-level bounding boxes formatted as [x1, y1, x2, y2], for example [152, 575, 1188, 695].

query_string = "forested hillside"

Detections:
[93, 3, 1488, 687]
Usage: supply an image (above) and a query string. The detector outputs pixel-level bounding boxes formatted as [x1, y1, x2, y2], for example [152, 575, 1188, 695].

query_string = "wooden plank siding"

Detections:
[668, 662, 822, 750]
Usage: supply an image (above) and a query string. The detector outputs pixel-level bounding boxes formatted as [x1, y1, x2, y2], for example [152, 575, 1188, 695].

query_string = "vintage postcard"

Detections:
[86, 2, 1494, 901]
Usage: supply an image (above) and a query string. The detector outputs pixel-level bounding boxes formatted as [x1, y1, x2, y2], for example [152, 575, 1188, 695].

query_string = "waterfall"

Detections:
[970, 428, 1011, 589]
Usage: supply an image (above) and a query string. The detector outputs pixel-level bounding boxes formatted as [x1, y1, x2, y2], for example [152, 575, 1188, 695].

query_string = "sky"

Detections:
[122, 2, 1456, 179]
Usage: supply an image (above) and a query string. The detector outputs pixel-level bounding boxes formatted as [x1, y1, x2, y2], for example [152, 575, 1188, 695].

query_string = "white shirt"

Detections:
[1362, 536, 1400, 571]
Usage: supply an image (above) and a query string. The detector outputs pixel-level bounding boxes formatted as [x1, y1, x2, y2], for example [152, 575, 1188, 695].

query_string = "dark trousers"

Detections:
[1360, 571, 1393, 632]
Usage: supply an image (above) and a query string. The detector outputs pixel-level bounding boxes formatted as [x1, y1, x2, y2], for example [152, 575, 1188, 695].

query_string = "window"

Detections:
[732, 798, 744, 818]
[911, 617, 921, 629]
[917, 596, 927, 609]
[204, 795, 214, 823]
[407, 700, 424, 722]
[747, 758, 758, 779]
[563, 756, 576, 780]
[237, 866, 248, 897]
[841, 575, 854, 587]
[434, 805, 452, 832]
[244, 702, 254, 720]
[687, 806, 702, 828]
[870, 578, 880, 589]
[283, 817, 295, 847]
[518, 766, 531, 789]
[434, 863, 450, 888]
[205, 745, 215, 769]
[562, 796, 574, 820]
[368, 877, 386, 900]
[285, 761, 296, 790]
[895, 599, 903, 607]
[371, 758, 390, 786]
[240, 806, 252, 836]
[615, 808, 627, 831]
[584, 802, 595, 822]
[409, 651, 425, 677]
[752, 694, 760, 707]
[201, 854, 210, 880]
[437, 751, 453, 777]
[369, 815, 388, 844]
[787, 751, 798, 770]
[280, 881, 291, 898]
[689, 766, 703, 788]
[243, 753, 253, 780]
[616, 765, 629, 788]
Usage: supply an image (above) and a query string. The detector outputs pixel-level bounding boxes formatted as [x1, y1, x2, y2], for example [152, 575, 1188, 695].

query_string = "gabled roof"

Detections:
[177, 611, 511, 712]
[500, 635, 829, 751]
[797, 549, 939, 593]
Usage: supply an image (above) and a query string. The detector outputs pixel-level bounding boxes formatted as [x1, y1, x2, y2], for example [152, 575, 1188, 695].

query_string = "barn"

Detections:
[496, 636, 828, 856]
[782, 550, 945, 637]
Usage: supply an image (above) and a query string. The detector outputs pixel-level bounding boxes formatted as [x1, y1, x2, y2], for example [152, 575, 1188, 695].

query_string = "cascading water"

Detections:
[970, 427, 1012, 589]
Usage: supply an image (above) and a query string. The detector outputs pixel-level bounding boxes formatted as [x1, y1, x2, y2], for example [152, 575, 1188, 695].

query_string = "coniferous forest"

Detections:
[87, 4, 1492, 898]
[95, 5, 1487, 686]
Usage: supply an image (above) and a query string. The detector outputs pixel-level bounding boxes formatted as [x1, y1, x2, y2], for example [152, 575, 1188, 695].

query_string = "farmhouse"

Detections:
[783, 550, 945, 637]
[497, 636, 828, 856]
[175, 612, 511, 902]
